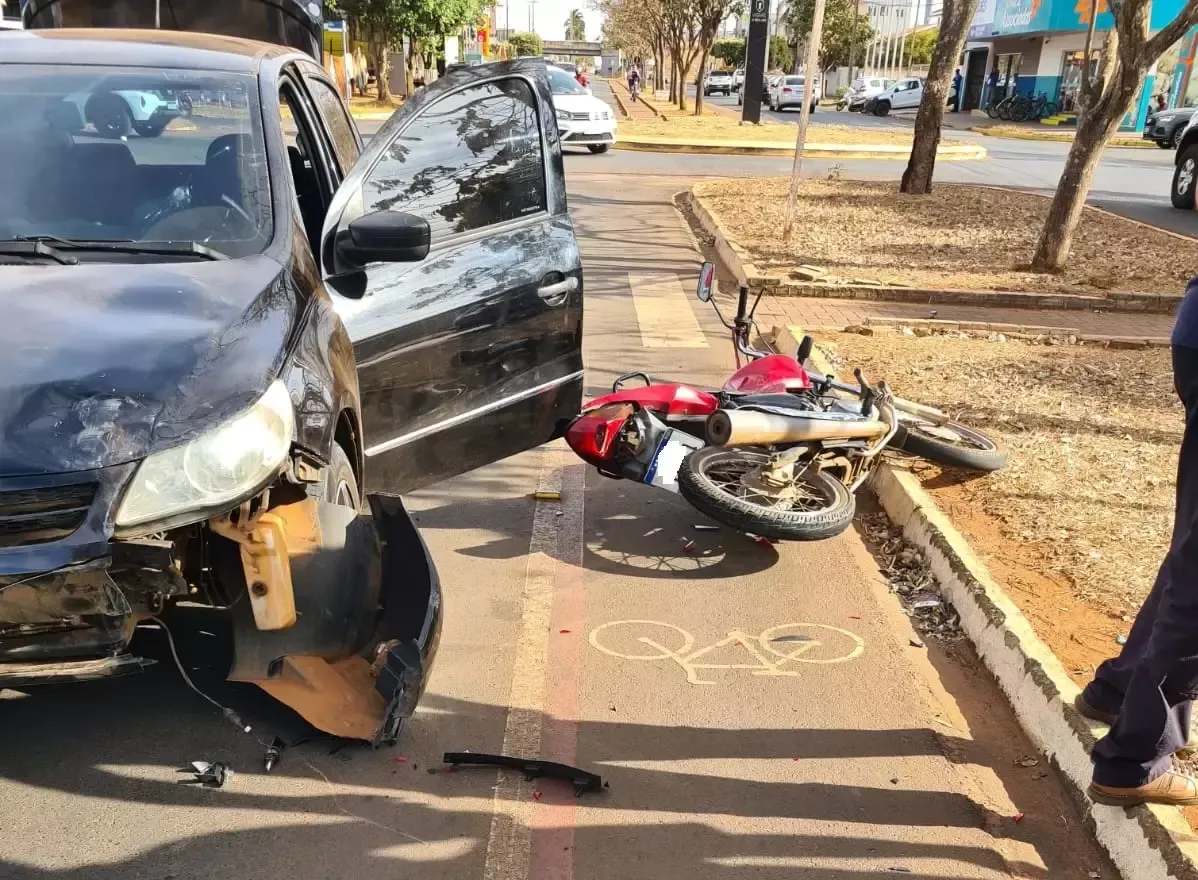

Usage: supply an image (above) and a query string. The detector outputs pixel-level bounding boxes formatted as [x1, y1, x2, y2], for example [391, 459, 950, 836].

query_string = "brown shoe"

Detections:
[1089, 771, 1198, 807]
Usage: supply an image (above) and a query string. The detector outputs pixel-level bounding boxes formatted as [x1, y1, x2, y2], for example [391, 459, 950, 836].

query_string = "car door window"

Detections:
[361, 78, 546, 239]
[300, 67, 361, 176]
[279, 77, 334, 255]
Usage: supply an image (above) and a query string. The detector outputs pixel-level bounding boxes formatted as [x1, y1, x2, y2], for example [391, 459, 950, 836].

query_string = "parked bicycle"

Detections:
[987, 91, 1057, 121]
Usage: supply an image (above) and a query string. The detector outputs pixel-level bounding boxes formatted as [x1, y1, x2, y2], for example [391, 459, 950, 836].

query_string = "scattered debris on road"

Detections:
[263, 737, 285, 773]
[180, 761, 232, 788]
[442, 752, 606, 795]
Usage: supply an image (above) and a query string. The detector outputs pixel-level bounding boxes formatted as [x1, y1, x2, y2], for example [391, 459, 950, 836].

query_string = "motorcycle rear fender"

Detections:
[584, 383, 718, 418]
[225, 494, 441, 746]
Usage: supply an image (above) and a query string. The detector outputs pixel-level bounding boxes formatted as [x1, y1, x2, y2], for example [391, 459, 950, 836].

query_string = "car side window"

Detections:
[362, 78, 546, 238]
[302, 73, 361, 175]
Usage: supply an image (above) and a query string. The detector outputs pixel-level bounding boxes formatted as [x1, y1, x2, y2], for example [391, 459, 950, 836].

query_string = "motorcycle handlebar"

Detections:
[805, 368, 948, 424]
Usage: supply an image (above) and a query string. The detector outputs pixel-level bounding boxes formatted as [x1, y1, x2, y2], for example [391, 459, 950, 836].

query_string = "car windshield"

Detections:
[0, 64, 271, 260]
[711, 71, 731, 78]
[785, 77, 806, 85]
[547, 66, 587, 95]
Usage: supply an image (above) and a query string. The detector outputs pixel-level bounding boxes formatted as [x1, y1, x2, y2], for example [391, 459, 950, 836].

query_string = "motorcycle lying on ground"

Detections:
[565, 262, 1004, 542]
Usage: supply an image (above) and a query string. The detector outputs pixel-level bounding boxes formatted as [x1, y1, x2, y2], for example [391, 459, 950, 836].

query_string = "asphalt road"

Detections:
[0, 162, 1117, 877]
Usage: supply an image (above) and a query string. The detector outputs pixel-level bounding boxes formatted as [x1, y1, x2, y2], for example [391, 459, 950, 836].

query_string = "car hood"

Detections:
[0, 255, 296, 476]
[553, 92, 611, 114]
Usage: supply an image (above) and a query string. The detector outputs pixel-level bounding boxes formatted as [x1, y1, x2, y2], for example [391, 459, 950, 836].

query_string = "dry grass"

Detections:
[824, 330, 1177, 619]
[978, 124, 1152, 148]
[698, 178, 1198, 296]
[621, 108, 962, 146]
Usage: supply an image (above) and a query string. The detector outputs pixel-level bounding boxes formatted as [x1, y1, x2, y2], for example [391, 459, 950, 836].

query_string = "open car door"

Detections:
[321, 59, 585, 493]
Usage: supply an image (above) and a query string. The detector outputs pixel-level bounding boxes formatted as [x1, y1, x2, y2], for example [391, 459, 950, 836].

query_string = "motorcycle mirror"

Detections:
[796, 335, 814, 364]
[696, 261, 715, 302]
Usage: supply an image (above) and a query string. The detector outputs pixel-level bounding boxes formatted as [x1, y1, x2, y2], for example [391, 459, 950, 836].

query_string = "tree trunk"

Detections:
[782, 0, 828, 240]
[1030, 71, 1141, 271]
[373, 40, 391, 103]
[405, 39, 418, 96]
[694, 46, 711, 115]
[899, 0, 980, 194]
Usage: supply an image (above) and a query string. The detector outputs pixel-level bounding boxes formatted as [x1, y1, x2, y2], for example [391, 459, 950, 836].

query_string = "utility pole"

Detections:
[782, 0, 826, 240]
[528, 0, 537, 33]
[155, 0, 161, 28]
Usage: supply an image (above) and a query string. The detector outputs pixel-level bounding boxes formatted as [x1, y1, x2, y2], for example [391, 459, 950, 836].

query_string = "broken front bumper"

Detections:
[0, 476, 441, 746]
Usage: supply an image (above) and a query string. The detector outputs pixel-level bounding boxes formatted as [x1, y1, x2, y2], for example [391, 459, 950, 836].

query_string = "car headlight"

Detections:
[116, 380, 295, 528]
[557, 108, 570, 121]
[1159, 114, 1177, 123]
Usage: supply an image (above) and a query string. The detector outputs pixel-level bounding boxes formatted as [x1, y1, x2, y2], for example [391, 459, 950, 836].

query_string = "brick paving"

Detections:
[755, 295, 1176, 340]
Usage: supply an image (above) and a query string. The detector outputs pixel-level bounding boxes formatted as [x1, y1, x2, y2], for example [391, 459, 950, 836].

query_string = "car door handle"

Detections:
[537, 276, 578, 305]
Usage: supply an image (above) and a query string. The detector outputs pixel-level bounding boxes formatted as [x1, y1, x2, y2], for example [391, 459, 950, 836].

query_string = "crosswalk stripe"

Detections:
[629, 272, 708, 348]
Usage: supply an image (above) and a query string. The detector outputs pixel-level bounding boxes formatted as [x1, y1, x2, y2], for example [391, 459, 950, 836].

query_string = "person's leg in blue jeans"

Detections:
[1080, 344, 1198, 804]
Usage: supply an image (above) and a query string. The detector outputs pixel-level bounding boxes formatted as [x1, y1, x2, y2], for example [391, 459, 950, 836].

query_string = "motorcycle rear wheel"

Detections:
[892, 417, 1005, 472]
[678, 447, 855, 541]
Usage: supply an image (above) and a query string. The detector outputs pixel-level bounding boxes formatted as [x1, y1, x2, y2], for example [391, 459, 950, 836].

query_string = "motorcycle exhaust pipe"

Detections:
[706, 409, 889, 446]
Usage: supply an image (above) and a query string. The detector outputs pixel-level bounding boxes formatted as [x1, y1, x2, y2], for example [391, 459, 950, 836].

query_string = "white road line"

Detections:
[481, 446, 571, 880]
[629, 272, 709, 348]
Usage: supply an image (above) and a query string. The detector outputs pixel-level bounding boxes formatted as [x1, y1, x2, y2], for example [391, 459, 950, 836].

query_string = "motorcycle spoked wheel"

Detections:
[678, 446, 855, 542]
[891, 416, 1005, 472]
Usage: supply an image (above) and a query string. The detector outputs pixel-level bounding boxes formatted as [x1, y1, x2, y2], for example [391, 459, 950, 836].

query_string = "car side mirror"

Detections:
[696, 261, 715, 302]
[335, 210, 430, 268]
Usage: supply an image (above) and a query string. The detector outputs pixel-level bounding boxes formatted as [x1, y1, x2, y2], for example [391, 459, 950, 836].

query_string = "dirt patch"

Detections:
[621, 110, 964, 146]
[698, 178, 1198, 296]
[820, 330, 1178, 688]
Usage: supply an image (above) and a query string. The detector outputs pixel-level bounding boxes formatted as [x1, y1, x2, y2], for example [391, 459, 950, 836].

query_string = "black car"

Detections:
[1145, 106, 1195, 149]
[0, 31, 583, 743]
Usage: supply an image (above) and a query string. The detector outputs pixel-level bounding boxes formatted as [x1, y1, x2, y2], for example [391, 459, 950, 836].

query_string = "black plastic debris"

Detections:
[443, 752, 605, 796]
[179, 761, 232, 788]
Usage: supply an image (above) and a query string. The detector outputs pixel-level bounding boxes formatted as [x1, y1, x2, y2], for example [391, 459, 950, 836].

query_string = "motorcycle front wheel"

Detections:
[892, 417, 1005, 472]
[678, 447, 855, 541]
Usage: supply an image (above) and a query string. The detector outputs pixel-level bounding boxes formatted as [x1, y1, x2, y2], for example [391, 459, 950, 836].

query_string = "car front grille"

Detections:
[565, 110, 609, 121]
[563, 131, 614, 142]
[0, 483, 96, 547]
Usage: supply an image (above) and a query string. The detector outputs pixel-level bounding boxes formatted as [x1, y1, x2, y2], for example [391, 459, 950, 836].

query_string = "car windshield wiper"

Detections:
[0, 240, 80, 266]
[3, 236, 229, 261]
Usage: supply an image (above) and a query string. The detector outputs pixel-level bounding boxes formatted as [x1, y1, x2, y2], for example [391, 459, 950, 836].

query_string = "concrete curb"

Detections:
[870, 465, 1198, 880]
[616, 137, 988, 161]
[774, 318, 1170, 348]
[767, 322, 1198, 880]
[686, 184, 1181, 316]
[969, 125, 1155, 149]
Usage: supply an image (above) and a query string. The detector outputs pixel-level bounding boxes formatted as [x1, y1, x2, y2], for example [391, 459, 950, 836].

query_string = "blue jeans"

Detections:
[1085, 344, 1198, 787]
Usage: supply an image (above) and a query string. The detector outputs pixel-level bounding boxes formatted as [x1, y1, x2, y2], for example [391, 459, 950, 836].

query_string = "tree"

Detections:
[597, 0, 667, 88]
[508, 30, 544, 55]
[768, 33, 790, 70]
[1031, 0, 1198, 270]
[905, 26, 937, 64]
[565, 8, 587, 40]
[690, 0, 745, 115]
[785, 0, 872, 70]
[898, 0, 979, 194]
[782, 0, 827, 239]
[712, 36, 746, 66]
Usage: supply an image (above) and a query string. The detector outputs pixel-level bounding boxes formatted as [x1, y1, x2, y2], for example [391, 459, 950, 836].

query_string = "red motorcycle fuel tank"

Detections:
[723, 354, 812, 394]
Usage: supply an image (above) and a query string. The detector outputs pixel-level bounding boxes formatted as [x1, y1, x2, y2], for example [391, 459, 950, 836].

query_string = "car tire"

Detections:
[1173, 146, 1198, 209]
[587, 144, 609, 153]
[875, 100, 891, 117]
[1160, 141, 1175, 149]
[810, 101, 817, 113]
[324, 444, 361, 511]
[1174, 126, 1186, 150]
[86, 92, 132, 138]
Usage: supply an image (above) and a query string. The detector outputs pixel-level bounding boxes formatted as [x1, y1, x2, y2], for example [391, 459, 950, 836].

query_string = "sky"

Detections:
[495, 0, 605, 42]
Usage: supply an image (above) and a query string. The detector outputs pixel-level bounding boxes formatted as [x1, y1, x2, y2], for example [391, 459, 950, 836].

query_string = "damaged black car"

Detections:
[0, 30, 584, 743]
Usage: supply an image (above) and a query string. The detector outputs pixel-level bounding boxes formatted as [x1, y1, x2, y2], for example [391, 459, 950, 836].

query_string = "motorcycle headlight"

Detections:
[116, 381, 295, 529]
[556, 108, 570, 121]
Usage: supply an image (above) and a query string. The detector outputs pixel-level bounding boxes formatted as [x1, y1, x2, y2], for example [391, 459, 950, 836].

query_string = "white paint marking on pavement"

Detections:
[482, 446, 572, 880]
[629, 272, 709, 348]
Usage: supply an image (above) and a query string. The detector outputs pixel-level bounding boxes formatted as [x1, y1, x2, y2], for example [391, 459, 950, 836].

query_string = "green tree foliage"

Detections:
[508, 31, 544, 55]
[785, 0, 873, 70]
[905, 27, 937, 64]
[564, 8, 587, 40]
[711, 37, 745, 67]
[769, 34, 790, 69]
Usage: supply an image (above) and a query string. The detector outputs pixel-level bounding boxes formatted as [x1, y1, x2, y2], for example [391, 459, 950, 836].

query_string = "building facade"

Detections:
[963, 0, 1197, 128]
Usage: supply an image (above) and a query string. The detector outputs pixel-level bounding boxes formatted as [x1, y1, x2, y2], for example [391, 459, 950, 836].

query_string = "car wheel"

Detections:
[1160, 141, 1175, 149]
[810, 101, 817, 113]
[86, 92, 132, 138]
[1174, 126, 1186, 150]
[325, 444, 361, 511]
[875, 100, 891, 117]
[587, 144, 609, 153]
[1173, 146, 1198, 209]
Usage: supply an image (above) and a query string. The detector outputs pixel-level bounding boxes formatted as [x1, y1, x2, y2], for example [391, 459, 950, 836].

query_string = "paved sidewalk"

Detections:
[756, 294, 1177, 339]
[603, 77, 658, 120]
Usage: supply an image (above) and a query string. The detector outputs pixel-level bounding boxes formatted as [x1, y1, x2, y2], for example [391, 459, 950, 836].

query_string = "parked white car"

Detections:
[768, 75, 819, 113]
[548, 65, 617, 153]
[733, 68, 745, 91]
[703, 69, 735, 96]
[838, 76, 891, 111]
[65, 88, 179, 137]
[868, 77, 956, 116]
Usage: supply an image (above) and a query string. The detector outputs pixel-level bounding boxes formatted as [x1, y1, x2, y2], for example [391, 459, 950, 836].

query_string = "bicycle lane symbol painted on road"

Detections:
[588, 620, 865, 685]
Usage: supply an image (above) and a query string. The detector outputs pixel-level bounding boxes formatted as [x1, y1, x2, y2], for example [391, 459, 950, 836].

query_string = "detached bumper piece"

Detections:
[443, 752, 606, 796]
[226, 494, 442, 747]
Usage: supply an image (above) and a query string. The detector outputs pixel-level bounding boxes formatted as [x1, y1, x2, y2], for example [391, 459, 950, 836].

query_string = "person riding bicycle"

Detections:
[628, 67, 642, 100]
